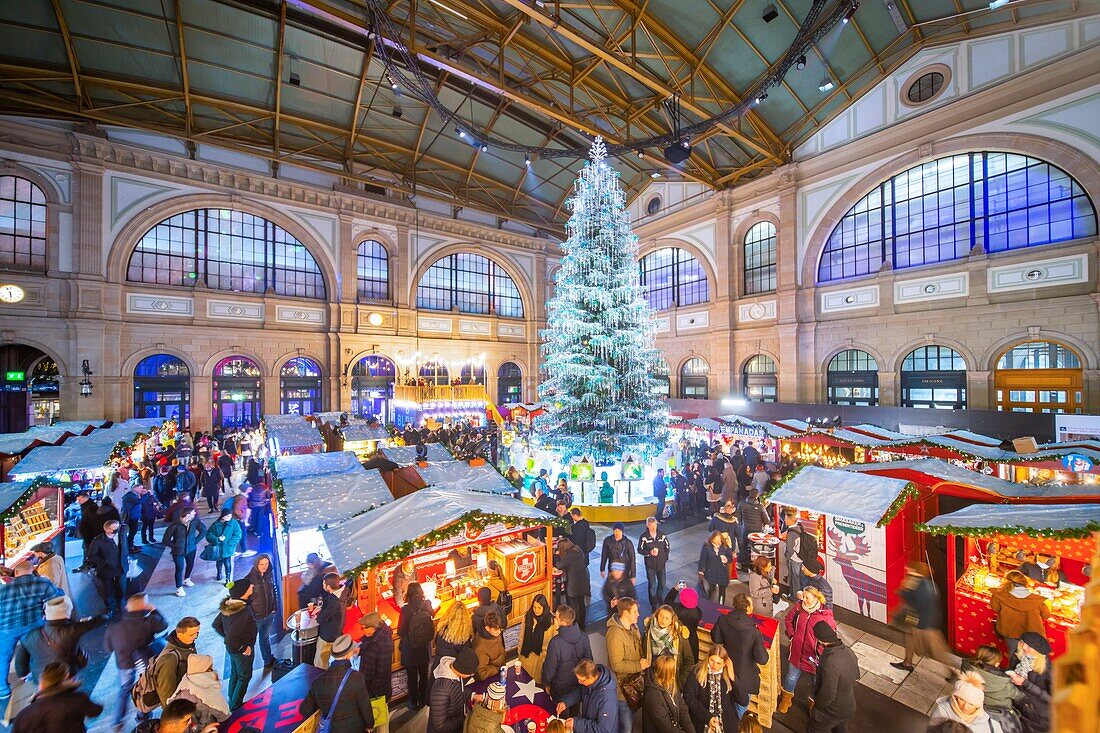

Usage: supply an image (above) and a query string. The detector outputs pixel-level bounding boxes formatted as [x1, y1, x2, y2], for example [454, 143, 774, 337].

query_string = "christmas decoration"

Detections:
[536, 136, 668, 459]
[917, 520, 1100, 540]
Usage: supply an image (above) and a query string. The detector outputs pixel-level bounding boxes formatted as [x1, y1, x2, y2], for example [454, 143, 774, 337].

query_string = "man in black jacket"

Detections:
[569, 508, 596, 560]
[314, 573, 347, 669]
[710, 593, 767, 726]
[120, 485, 144, 553]
[300, 634, 374, 733]
[427, 646, 478, 733]
[86, 519, 129, 617]
[735, 489, 771, 570]
[808, 622, 858, 733]
[103, 593, 168, 727]
[74, 492, 99, 572]
[636, 517, 670, 609]
[358, 612, 394, 732]
[213, 585, 258, 710]
[555, 540, 591, 631]
[541, 605, 593, 704]
[600, 523, 635, 582]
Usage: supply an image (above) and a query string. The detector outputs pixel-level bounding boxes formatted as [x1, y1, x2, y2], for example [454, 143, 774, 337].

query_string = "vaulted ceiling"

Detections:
[0, 0, 1085, 230]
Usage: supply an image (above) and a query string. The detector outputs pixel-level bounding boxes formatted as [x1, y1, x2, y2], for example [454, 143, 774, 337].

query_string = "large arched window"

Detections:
[996, 341, 1083, 413]
[460, 364, 487, 385]
[638, 248, 709, 311]
[679, 357, 709, 399]
[212, 356, 262, 427]
[744, 222, 777, 295]
[818, 152, 1098, 283]
[357, 239, 390, 302]
[134, 355, 191, 425]
[900, 346, 966, 409]
[743, 354, 778, 403]
[827, 349, 879, 406]
[351, 355, 395, 421]
[497, 362, 523, 405]
[419, 362, 450, 386]
[0, 175, 47, 271]
[416, 253, 524, 318]
[127, 208, 326, 299]
[280, 357, 322, 416]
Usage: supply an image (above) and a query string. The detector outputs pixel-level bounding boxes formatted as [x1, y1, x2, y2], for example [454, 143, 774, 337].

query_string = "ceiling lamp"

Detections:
[819, 77, 834, 92]
[755, 92, 768, 104]
[650, 172, 662, 179]
[796, 55, 807, 70]
[762, 4, 778, 22]
[843, 2, 859, 23]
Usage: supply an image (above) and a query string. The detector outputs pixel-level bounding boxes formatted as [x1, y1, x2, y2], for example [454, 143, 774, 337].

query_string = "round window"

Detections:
[646, 196, 662, 215]
[907, 71, 945, 104]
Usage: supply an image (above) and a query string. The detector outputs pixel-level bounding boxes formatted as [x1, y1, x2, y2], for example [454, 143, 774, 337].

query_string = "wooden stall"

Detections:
[0, 478, 64, 567]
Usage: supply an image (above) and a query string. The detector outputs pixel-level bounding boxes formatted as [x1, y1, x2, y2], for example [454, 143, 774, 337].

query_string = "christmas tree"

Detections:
[536, 137, 669, 458]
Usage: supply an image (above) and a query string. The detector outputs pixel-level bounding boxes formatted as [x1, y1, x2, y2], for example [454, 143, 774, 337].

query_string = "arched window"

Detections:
[127, 209, 326, 299]
[818, 152, 1098, 283]
[419, 362, 449, 386]
[280, 357, 322, 416]
[900, 346, 966, 409]
[461, 364, 486, 385]
[996, 341, 1083, 413]
[743, 354, 778, 403]
[357, 239, 390, 302]
[650, 356, 671, 398]
[212, 356, 262, 427]
[416, 253, 524, 318]
[679, 357, 709, 399]
[638, 248, 709, 311]
[744, 222, 777, 295]
[29, 358, 60, 424]
[497, 362, 523, 405]
[827, 349, 879, 406]
[134, 355, 191, 425]
[0, 175, 47, 271]
[351, 355, 395, 421]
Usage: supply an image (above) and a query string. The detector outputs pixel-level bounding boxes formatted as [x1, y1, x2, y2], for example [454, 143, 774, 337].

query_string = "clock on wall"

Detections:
[0, 284, 25, 304]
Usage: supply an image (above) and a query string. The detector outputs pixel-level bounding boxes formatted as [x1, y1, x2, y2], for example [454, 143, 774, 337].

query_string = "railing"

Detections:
[394, 384, 489, 404]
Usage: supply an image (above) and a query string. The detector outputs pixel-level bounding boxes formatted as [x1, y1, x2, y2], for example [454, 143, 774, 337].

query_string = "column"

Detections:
[70, 162, 106, 277]
[191, 376, 213, 432]
[967, 370, 992, 411]
[338, 215, 358, 304]
[776, 323, 799, 403]
[262, 375, 281, 417]
[393, 226, 411, 309]
[878, 370, 898, 407]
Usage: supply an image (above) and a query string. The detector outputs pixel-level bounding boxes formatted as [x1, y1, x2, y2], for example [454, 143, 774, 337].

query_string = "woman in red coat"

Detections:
[778, 586, 835, 714]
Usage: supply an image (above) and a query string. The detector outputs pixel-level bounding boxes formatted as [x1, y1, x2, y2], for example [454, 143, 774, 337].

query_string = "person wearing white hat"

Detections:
[463, 681, 506, 733]
[19, 596, 99, 683]
[300, 634, 374, 733]
[930, 671, 1005, 733]
[167, 653, 231, 727]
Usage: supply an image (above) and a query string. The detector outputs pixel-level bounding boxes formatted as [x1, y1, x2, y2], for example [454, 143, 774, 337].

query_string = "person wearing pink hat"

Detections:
[663, 585, 702, 661]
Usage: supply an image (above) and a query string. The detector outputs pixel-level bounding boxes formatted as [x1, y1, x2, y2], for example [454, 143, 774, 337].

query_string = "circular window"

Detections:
[907, 72, 945, 104]
[646, 196, 662, 216]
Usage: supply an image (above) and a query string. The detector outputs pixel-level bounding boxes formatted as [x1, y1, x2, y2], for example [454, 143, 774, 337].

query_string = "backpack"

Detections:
[317, 667, 354, 733]
[408, 609, 434, 649]
[497, 589, 513, 618]
[130, 647, 185, 713]
[797, 526, 820, 565]
[581, 525, 597, 556]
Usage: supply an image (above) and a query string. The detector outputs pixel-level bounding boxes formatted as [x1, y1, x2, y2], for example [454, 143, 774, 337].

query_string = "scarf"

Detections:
[649, 624, 675, 657]
[520, 612, 552, 657]
[950, 695, 982, 724]
[707, 670, 724, 731]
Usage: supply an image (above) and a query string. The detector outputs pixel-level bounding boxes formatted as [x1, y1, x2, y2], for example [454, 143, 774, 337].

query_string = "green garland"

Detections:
[876, 482, 920, 527]
[271, 476, 287, 529]
[0, 476, 57, 523]
[102, 432, 152, 466]
[916, 520, 1100, 540]
[762, 464, 808, 502]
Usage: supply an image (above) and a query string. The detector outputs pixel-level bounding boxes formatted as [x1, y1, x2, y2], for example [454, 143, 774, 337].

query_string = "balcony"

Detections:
[394, 384, 489, 405]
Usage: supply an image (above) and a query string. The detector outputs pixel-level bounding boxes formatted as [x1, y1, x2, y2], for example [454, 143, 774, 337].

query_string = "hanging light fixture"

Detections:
[79, 359, 93, 397]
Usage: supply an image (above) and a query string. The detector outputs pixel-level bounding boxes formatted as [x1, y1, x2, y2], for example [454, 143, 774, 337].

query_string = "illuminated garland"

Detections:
[102, 432, 152, 466]
[916, 519, 1100, 540]
[0, 476, 57, 524]
[762, 464, 808, 502]
[877, 482, 920, 527]
[271, 476, 287, 528]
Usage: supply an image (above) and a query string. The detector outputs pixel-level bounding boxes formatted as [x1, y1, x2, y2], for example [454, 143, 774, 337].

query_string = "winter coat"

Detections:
[571, 517, 596, 556]
[358, 628, 395, 700]
[708, 512, 739, 542]
[556, 545, 592, 597]
[241, 562, 277, 619]
[427, 657, 470, 733]
[748, 569, 775, 616]
[87, 530, 128, 580]
[162, 515, 204, 558]
[213, 598, 258, 655]
[168, 671, 231, 727]
[21, 617, 98, 679]
[542, 623, 594, 701]
[803, 573, 834, 609]
[810, 642, 859, 729]
[710, 610, 767, 706]
[736, 498, 770, 534]
[605, 615, 643, 702]
[10, 682, 103, 733]
[299, 659, 375, 733]
[464, 702, 505, 733]
[121, 490, 143, 521]
[139, 492, 158, 522]
[991, 587, 1051, 640]
[204, 518, 242, 561]
[103, 608, 168, 669]
[961, 660, 1021, 711]
[248, 483, 272, 510]
[898, 576, 941, 630]
[397, 599, 434, 667]
[560, 664, 618, 733]
[432, 633, 472, 673]
[720, 465, 738, 503]
[697, 543, 733, 586]
[472, 628, 506, 681]
[602, 574, 636, 610]
[642, 619, 694, 690]
[152, 632, 197, 706]
[684, 669, 738, 733]
[517, 612, 555, 682]
[175, 468, 196, 497]
[200, 468, 222, 497]
[1013, 665, 1051, 733]
[641, 673, 694, 733]
[600, 535, 636, 578]
[930, 696, 1005, 733]
[316, 589, 346, 643]
[471, 601, 503, 637]
[217, 453, 234, 477]
[637, 530, 670, 570]
[784, 602, 836, 673]
[77, 499, 100, 539]
[34, 552, 70, 598]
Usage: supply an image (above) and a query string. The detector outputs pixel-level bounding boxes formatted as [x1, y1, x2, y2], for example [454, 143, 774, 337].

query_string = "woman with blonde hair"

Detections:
[684, 646, 737, 733]
[641, 654, 694, 733]
[1009, 632, 1051, 733]
[431, 601, 473, 676]
[643, 605, 695, 689]
[778, 585, 835, 714]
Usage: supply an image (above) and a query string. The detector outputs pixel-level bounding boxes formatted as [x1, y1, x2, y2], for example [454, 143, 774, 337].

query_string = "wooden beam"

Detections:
[344, 38, 374, 163]
[274, 1, 287, 162]
[173, 0, 193, 135]
[49, 0, 88, 109]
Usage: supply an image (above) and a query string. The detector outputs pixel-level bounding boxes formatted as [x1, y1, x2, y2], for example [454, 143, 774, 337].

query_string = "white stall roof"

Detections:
[0, 480, 45, 514]
[312, 412, 347, 427]
[415, 461, 516, 495]
[11, 423, 156, 477]
[341, 424, 389, 443]
[379, 443, 454, 466]
[0, 426, 78, 455]
[845, 458, 1100, 500]
[923, 503, 1100, 534]
[282, 467, 392, 529]
[767, 465, 914, 525]
[267, 424, 323, 453]
[264, 414, 309, 427]
[320, 488, 553, 571]
[274, 451, 361, 480]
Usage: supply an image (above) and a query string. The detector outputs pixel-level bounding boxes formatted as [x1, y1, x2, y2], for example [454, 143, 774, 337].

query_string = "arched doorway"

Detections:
[827, 349, 879, 406]
[419, 362, 449, 386]
[280, 357, 323, 416]
[460, 364, 486, 385]
[743, 355, 778, 402]
[679, 358, 709, 399]
[351, 355, 395, 421]
[0, 345, 57, 431]
[900, 346, 966, 409]
[134, 355, 190, 426]
[995, 341, 1083, 413]
[651, 356, 671, 398]
[29, 358, 60, 425]
[212, 356, 262, 428]
[497, 362, 523, 404]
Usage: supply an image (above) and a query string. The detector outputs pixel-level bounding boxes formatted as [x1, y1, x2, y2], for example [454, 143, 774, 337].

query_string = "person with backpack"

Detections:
[398, 582, 435, 711]
[542, 605, 593, 704]
[299, 634, 375, 733]
[569, 508, 597, 560]
[104, 593, 168, 728]
[204, 508, 242, 585]
[166, 654, 231, 728]
[213, 583, 258, 710]
[781, 509, 805, 598]
[427, 646, 480, 733]
[163, 509, 204, 598]
[174, 461, 197, 505]
[140, 617, 201, 714]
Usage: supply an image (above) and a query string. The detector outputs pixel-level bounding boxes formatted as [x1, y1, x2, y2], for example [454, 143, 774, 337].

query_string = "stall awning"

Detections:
[687, 418, 728, 433]
[845, 458, 1100, 501]
[320, 488, 554, 573]
[340, 423, 389, 443]
[267, 424, 324, 453]
[11, 423, 157, 478]
[414, 461, 516, 495]
[766, 465, 915, 526]
[274, 451, 361, 480]
[921, 503, 1100, 537]
[0, 427, 78, 457]
[379, 443, 454, 466]
[282, 467, 392, 530]
[311, 412, 347, 427]
[264, 414, 309, 426]
[715, 415, 807, 439]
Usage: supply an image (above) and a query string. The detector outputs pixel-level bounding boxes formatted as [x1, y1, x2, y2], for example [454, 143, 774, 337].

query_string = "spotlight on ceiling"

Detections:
[819, 77, 834, 92]
[843, 2, 859, 22]
[796, 55, 807, 70]
[480, 143, 488, 152]
[635, 148, 645, 158]
[650, 171, 662, 179]
[755, 92, 768, 104]
[392, 106, 403, 118]
[663, 140, 692, 165]
[524, 155, 531, 166]
[762, 4, 778, 22]
[456, 128, 466, 138]
[988, 0, 1010, 7]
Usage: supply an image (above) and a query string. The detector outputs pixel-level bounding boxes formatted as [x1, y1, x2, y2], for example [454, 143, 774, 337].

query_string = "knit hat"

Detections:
[803, 556, 823, 575]
[44, 596, 73, 621]
[953, 671, 985, 707]
[187, 654, 214, 675]
[678, 587, 698, 609]
[813, 621, 838, 643]
[331, 634, 357, 658]
[612, 522, 625, 532]
[486, 682, 506, 702]
[610, 562, 626, 573]
[453, 647, 479, 676]
[1019, 631, 1051, 656]
[359, 611, 384, 628]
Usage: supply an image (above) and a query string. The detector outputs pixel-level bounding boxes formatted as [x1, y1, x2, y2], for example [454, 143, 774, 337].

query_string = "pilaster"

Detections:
[70, 161, 105, 278]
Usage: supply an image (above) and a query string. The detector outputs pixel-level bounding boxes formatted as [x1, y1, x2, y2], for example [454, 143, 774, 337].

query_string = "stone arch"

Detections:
[121, 347, 200, 379]
[106, 193, 340, 300]
[201, 348, 268, 378]
[0, 162, 66, 206]
[408, 243, 535, 318]
[739, 350, 780, 374]
[0, 338, 69, 379]
[889, 337, 976, 374]
[637, 238, 719, 292]
[349, 227, 398, 259]
[801, 132, 1100, 286]
[981, 331, 1098, 372]
[271, 350, 327, 379]
[821, 343, 886, 375]
[677, 353, 711, 374]
[345, 350, 398, 380]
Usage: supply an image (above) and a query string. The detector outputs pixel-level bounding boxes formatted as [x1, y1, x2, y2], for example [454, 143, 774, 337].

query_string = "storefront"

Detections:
[920, 504, 1097, 659]
[899, 346, 967, 410]
[351, 355, 396, 422]
[133, 354, 190, 426]
[339, 421, 390, 461]
[497, 361, 524, 405]
[279, 357, 323, 416]
[994, 341, 1083, 414]
[212, 356, 262, 428]
[826, 349, 879, 406]
[1, 478, 63, 567]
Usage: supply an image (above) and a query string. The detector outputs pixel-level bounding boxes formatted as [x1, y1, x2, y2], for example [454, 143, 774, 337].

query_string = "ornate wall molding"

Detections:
[894, 272, 969, 303]
[126, 293, 193, 316]
[207, 300, 264, 322]
[987, 252, 1089, 292]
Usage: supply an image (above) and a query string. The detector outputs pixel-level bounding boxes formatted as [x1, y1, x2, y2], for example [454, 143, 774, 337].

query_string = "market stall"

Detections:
[413, 460, 517, 496]
[339, 421, 390, 460]
[920, 503, 1099, 659]
[265, 419, 324, 456]
[765, 466, 922, 623]
[0, 478, 64, 567]
[218, 663, 324, 733]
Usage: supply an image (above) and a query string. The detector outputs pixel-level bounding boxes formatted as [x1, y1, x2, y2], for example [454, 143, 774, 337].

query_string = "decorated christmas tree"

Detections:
[536, 137, 669, 458]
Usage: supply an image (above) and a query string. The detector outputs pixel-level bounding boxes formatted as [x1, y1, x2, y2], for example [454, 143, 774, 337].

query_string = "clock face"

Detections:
[0, 285, 25, 304]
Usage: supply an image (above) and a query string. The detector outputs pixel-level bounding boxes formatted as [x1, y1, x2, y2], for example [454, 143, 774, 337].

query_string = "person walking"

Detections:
[86, 518, 129, 617]
[1009, 632, 1052, 733]
[10, 662, 102, 733]
[710, 593, 767, 729]
[213, 584, 257, 709]
[152, 617, 202, 710]
[73, 492, 99, 572]
[358, 612, 394, 733]
[518, 593, 555, 683]
[606, 597, 648, 733]
[427, 647, 479, 733]
[929, 671, 1005, 733]
[807, 622, 859, 733]
[557, 659, 619, 733]
[217, 450, 235, 492]
[542, 605, 593, 704]
[299, 634, 375, 733]
[247, 481, 272, 538]
[139, 484, 159, 545]
[103, 592, 168, 729]
[601, 524, 636, 582]
[204, 508, 242, 585]
[175, 461, 197, 505]
[991, 571, 1050, 662]
[891, 561, 954, 673]
[638, 517, 670, 610]
[781, 509, 805, 598]
[735, 489, 771, 571]
[684, 646, 738, 733]
[163, 508, 204, 597]
[30, 542, 70, 598]
[240, 553, 277, 669]
[748, 556, 780, 617]
[778, 586, 834, 714]
[464, 681, 506, 733]
[642, 606, 694, 690]
[199, 460, 222, 514]
[20, 596, 98, 682]
[398, 582, 435, 711]
[555, 539, 592, 631]
[314, 573, 347, 670]
[708, 500, 739, 554]
[167, 654, 231, 728]
[121, 484, 145, 553]
[652, 468, 668, 522]
[697, 531, 733, 605]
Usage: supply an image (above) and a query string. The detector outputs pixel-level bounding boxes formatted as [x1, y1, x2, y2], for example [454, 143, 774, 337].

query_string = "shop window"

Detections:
[351, 355, 395, 421]
[134, 354, 191, 426]
[827, 349, 879, 406]
[995, 341, 1083, 413]
[743, 354, 778, 403]
[679, 357, 709, 400]
[497, 362, 523, 405]
[638, 248, 709, 311]
[900, 345, 966, 409]
[212, 356, 262, 428]
[280, 357, 322, 416]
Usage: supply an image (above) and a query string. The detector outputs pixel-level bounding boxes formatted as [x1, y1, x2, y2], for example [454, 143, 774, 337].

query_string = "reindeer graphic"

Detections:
[827, 528, 887, 616]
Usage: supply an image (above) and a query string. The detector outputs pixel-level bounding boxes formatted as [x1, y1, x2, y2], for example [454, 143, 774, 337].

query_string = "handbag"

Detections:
[620, 671, 646, 710]
[200, 543, 219, 562]
[317, 667, 354, 733]
[370, 696, 389, 727]
[497, 589, 514, 618]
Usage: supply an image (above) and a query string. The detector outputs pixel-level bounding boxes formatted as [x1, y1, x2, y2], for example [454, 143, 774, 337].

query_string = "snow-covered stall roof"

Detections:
[715, 415, 806, 439]
[264, 414, 308, 426]
[282, 466, 392, 529]
[922, 503, 1100, 535]
[341, 423, 389, 443]
[0, 480, 52, 515]
[687, 418, 728, 433]
[414, 461, 516, 495]
[267, 424, 323, 453]
[311, 412, 347, 427]
[766, 466, 915, 525]
[845, 458, 1100, 500]
[11, 422, 160, 478]
[274, 451, 361, 480]
[0, 426, 80, 456]
[379, 443, 454, 466]
[320, 488, 553, 572]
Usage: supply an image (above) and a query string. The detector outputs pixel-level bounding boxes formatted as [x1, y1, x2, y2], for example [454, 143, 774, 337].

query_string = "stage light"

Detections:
[755, 92, 768, 104]
[796, 55, 806, 70]
[650, 172, 662, 179]
[663, 140, 691, 165]
[635, 148, 645, 158]
[392, 106, 403, 118]
[762, 4, 778, 22]
[456, 128, 466, 138]
[524, 155, 531, 166]
[480, 143, 488, 152]
[989, 0, 1009, 7]
[843, 2, 859, 22]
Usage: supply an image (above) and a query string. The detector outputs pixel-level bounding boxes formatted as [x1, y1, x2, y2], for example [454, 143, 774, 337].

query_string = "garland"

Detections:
[916, 520, 1100, 540]
[0, 476, 57, 523]
[271, 476, 287, 529]
[877, 482, 920, 527]
[762, 464, 808, 502]
[102, 432, 152, 466]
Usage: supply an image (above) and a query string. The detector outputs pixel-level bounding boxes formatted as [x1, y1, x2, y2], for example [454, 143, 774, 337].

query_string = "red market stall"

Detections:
[1, 478, 64, 567]
[920, 504, 1099, 660]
